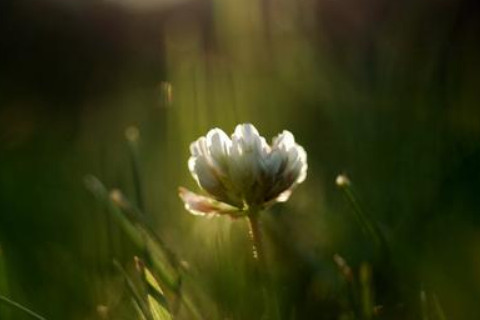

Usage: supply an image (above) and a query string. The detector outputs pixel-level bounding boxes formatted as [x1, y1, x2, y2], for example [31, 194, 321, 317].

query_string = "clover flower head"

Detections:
[179, 123, 307, 217]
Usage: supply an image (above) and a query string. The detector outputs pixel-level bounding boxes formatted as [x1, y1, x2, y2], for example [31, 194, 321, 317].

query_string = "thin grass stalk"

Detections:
[109, 192, 196, 319]
[420, 289, 430, 320]
[345, 187, 382, 247]
[359, 263, 374, 320]
[432, 293, 447, 320]
[104, 186, 202, 319]
[110, 190, 181, 272]
[124, 128, 185, 297]
[0, 248, 12, 320]
[85, 176, 145, 249]
[337, 176, 388, 253]
[114, 260, 154, 320]
[124, 128, 158, 285]
[87, 136, 203, 319]
[135, 257, 170, 311]
[0, 295, 46, 320]
[333, 254, 361, 319]
[125, 127, 147, 216]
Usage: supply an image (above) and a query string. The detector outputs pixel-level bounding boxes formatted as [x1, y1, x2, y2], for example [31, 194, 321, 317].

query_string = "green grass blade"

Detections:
[420, 289, 430, 320]
[432, 293, 447, 320]
[113, 260, 154, 320]
[110, 189, 182, 273]
[359, 263, 374, 320]
[336, 175, 389, 252]
[0, 294, 46, 320]
[125, 126, 147, 215]
[84, 175, 145, 249]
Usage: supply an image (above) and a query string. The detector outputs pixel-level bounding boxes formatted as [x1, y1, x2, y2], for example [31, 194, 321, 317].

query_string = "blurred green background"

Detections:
[1, 0, 480, 319]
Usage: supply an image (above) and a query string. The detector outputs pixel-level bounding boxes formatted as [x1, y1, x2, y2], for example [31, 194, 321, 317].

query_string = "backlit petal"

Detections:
[207, 128, 231, 159]
[178, 187, 243, 217]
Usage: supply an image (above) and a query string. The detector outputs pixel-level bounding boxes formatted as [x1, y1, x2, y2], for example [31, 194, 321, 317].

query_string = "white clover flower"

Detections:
[179, 123, 307, 217]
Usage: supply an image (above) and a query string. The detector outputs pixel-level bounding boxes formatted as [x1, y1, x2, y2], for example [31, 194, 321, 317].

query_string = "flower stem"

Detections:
[247, 211, 264, 263]
[247, 211, 282, 319]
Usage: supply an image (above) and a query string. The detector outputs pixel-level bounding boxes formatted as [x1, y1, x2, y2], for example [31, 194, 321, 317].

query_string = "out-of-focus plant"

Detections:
[85, 128, 201, 320]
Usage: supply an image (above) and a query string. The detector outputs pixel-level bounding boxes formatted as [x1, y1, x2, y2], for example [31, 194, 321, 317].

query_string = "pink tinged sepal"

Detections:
[178, 187, 244, 218]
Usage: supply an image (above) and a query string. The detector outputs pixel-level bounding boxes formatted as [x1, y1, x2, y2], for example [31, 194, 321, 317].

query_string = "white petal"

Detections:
[263, 149, 286, 179]
[233, 123, 260, 147]
[272, 130, 295, 151]
[189, 137, 208, 156]
[228, 137, 256, 189]
[258, 137, 270, 158]
[289, 146, 307, 182]
[279, 140, 307, 183]
[188, 156, 197, 176]
[189, 156, 222, 196]
[228, 124, 265, 192]
[262, 137, 307, 204]
[295, 146, 308, 183]
[296, 145, 307, 162]
[275, 189, 292, 202]
[297, 165, 308, 184]
[232, 123, 267, 156]
[178, 187, 242, 217]
[206, 128, 231, 168]
[287, 146, 299, 163]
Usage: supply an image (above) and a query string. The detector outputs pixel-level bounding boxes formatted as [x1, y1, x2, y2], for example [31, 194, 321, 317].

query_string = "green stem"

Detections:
[126, 127, 147, 216]
[0, 295, 46, 320]
[247, 211, 264, 263]
[247, 211, 282, 319]
[341, 183, 388, 253]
